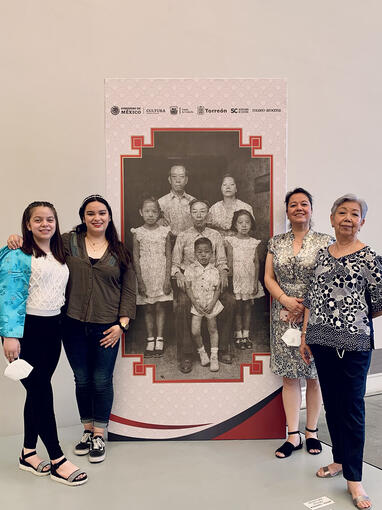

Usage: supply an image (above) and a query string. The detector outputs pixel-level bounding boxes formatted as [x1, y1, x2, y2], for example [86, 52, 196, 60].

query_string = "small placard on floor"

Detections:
[304, 496, 335, 509]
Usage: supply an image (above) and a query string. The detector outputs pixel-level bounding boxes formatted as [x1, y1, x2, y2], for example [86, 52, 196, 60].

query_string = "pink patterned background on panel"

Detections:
[105, 79, 287, 440]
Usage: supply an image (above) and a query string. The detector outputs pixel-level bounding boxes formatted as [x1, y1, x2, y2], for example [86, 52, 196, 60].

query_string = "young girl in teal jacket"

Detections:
[0, 201, 87, 486]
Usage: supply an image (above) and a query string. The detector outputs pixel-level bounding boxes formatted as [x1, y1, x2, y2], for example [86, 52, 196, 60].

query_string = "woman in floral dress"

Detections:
[264, 188, 333, 458]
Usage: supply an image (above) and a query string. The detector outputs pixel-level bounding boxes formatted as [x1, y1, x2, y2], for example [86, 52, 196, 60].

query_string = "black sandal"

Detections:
[305, 427, 322, 455]
[19, 450, 51, 476]
[275, 431, 303, 458]
[50, 457, 88, 486]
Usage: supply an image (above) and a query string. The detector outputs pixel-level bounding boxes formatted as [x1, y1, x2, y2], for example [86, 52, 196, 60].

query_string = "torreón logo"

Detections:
[197, 106, 227, 114]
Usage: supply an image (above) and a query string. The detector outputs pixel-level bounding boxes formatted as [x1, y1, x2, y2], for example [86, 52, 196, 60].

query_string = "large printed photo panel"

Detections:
[105, 79, 287, 440]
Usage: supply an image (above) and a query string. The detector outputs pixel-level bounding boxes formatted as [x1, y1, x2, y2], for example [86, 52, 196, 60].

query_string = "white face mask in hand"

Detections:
[4, 359, 33, 381]
[281, 324, 302, 347]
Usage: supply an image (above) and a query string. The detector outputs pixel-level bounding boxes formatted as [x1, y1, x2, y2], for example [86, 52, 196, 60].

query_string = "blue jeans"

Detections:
[63, 316, 119, 429]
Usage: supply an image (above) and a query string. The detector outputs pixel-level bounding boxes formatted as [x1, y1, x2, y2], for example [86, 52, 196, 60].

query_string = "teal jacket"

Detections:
[0, 247, 31, 338]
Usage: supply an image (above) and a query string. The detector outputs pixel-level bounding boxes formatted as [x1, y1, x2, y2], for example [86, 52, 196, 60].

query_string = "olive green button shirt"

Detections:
[62, 232, 136, 324]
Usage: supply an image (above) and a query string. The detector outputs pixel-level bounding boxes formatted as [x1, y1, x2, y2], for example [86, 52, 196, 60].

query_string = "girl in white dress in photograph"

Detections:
[225, 209, 264, 350]
[131, 196, 173, 358]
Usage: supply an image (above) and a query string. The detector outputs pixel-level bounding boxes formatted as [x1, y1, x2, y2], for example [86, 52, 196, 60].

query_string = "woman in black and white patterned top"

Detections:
[300, 194, 382, 510]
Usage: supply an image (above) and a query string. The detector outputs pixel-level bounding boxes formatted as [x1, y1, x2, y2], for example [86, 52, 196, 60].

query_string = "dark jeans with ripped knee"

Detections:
[63, 316, 119, 429]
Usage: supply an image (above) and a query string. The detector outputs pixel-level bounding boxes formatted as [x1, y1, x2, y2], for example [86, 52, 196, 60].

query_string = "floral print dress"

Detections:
[268, 230, 333, 378]
[131, 225, 173, 305]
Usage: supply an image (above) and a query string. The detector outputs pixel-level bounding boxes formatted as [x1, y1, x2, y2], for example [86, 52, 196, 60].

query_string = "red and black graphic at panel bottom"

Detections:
[108, 387, 284, 441]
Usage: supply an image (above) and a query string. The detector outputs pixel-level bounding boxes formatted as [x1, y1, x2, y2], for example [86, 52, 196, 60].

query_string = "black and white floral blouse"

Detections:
[304, 246, 382, 351]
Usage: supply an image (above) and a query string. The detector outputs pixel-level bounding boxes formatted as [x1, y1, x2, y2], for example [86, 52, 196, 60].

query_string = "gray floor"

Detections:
[314, 394, 382, 469]
[370, 349, 382, 375]
[1, 397, 381, 510]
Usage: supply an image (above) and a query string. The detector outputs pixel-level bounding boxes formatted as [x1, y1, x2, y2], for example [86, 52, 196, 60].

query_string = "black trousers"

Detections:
[19, 314, 63, 460]
[310, 344, 371, 481]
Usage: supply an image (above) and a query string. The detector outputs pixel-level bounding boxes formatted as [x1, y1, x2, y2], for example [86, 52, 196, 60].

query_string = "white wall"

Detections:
[1, 0, 381, 436]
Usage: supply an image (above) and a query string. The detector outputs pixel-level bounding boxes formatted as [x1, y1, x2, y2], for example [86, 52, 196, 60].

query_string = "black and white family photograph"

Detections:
[122, 130, 271, 380]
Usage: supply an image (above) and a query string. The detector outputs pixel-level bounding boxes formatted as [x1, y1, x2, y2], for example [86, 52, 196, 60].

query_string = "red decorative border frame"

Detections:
[127, 351, 266, 384]
[119, 128, 273, 384]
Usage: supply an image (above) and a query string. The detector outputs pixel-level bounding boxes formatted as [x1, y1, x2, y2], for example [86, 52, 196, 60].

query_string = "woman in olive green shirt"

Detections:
[62, 195, 135, 464]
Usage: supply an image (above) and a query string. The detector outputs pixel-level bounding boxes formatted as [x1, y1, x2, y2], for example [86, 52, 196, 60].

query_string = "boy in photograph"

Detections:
[184, 238, 223, 372]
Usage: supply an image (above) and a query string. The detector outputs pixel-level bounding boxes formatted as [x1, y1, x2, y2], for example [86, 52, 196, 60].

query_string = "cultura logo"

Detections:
[110, 106, 120, 115]
[170, 106, 178, 115]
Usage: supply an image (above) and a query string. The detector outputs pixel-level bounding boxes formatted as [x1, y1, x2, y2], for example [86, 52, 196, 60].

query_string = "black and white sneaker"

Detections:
[89, 435, 106, 463]
[74, 431, 93, 456]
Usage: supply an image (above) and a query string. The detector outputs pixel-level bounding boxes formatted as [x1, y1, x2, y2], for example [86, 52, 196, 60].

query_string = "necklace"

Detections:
[85, 237, 108, 252]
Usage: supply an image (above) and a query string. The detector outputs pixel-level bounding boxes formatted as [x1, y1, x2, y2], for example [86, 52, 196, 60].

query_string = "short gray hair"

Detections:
[331, 194, 368, 219]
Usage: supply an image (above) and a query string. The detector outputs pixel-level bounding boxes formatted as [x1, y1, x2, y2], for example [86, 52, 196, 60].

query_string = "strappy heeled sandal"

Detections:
[275, 431, 303, 458]
[19, 450, 51, 476]
[50, 457, 88, 486]
[305, 427, 322, 455]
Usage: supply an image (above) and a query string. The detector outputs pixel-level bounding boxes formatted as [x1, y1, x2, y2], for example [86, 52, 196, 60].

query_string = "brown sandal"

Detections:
[316, 465, 342, 478]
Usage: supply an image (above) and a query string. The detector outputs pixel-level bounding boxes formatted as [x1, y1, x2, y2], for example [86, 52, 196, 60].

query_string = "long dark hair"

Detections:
[21, 201, 65, 264]
[74, 194, 130, 269]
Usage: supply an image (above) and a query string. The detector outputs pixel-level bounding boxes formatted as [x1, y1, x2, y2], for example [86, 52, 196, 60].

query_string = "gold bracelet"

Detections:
[277, 292, 285, 301]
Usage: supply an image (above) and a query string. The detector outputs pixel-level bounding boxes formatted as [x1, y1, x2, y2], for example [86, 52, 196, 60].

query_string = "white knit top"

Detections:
[26, 253, 69, 316]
